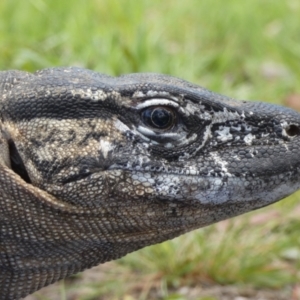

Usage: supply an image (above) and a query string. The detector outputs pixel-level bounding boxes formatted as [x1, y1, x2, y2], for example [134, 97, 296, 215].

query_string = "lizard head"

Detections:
[1, 67, 300, 298]
[3, 67, 300, 245]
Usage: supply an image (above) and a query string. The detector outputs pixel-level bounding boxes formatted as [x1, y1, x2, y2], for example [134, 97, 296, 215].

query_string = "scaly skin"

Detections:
[1, 67, 300, 299]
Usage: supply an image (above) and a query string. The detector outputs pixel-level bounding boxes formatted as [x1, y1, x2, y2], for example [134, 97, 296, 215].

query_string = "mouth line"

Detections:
[108, 165, 299, 179]
[60, 163, 300, 186]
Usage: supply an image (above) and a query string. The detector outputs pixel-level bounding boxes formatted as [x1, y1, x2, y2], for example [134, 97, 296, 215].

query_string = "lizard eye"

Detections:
[141, 106, 176, 130]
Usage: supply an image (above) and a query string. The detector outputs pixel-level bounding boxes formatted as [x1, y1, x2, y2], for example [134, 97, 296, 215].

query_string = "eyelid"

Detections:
[136, 99, 179, 110]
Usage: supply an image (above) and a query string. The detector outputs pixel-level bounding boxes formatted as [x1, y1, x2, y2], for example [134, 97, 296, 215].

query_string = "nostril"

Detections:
[285, 124, 300, 137]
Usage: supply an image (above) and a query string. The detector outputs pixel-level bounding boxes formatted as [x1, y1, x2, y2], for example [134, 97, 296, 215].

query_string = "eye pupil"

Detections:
[142, 106, 175, 129]
[151, 108, 172, 128]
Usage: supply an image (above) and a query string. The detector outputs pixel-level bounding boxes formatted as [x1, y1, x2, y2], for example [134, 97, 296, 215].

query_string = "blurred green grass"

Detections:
[1, 0, 300, 299]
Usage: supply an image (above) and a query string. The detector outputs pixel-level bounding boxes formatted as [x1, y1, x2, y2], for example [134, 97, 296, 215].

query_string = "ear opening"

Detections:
[8, 139, 31, 183]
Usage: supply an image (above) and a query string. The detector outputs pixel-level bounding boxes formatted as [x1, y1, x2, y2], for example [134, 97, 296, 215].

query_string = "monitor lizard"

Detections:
[1, 67, 300, 299]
